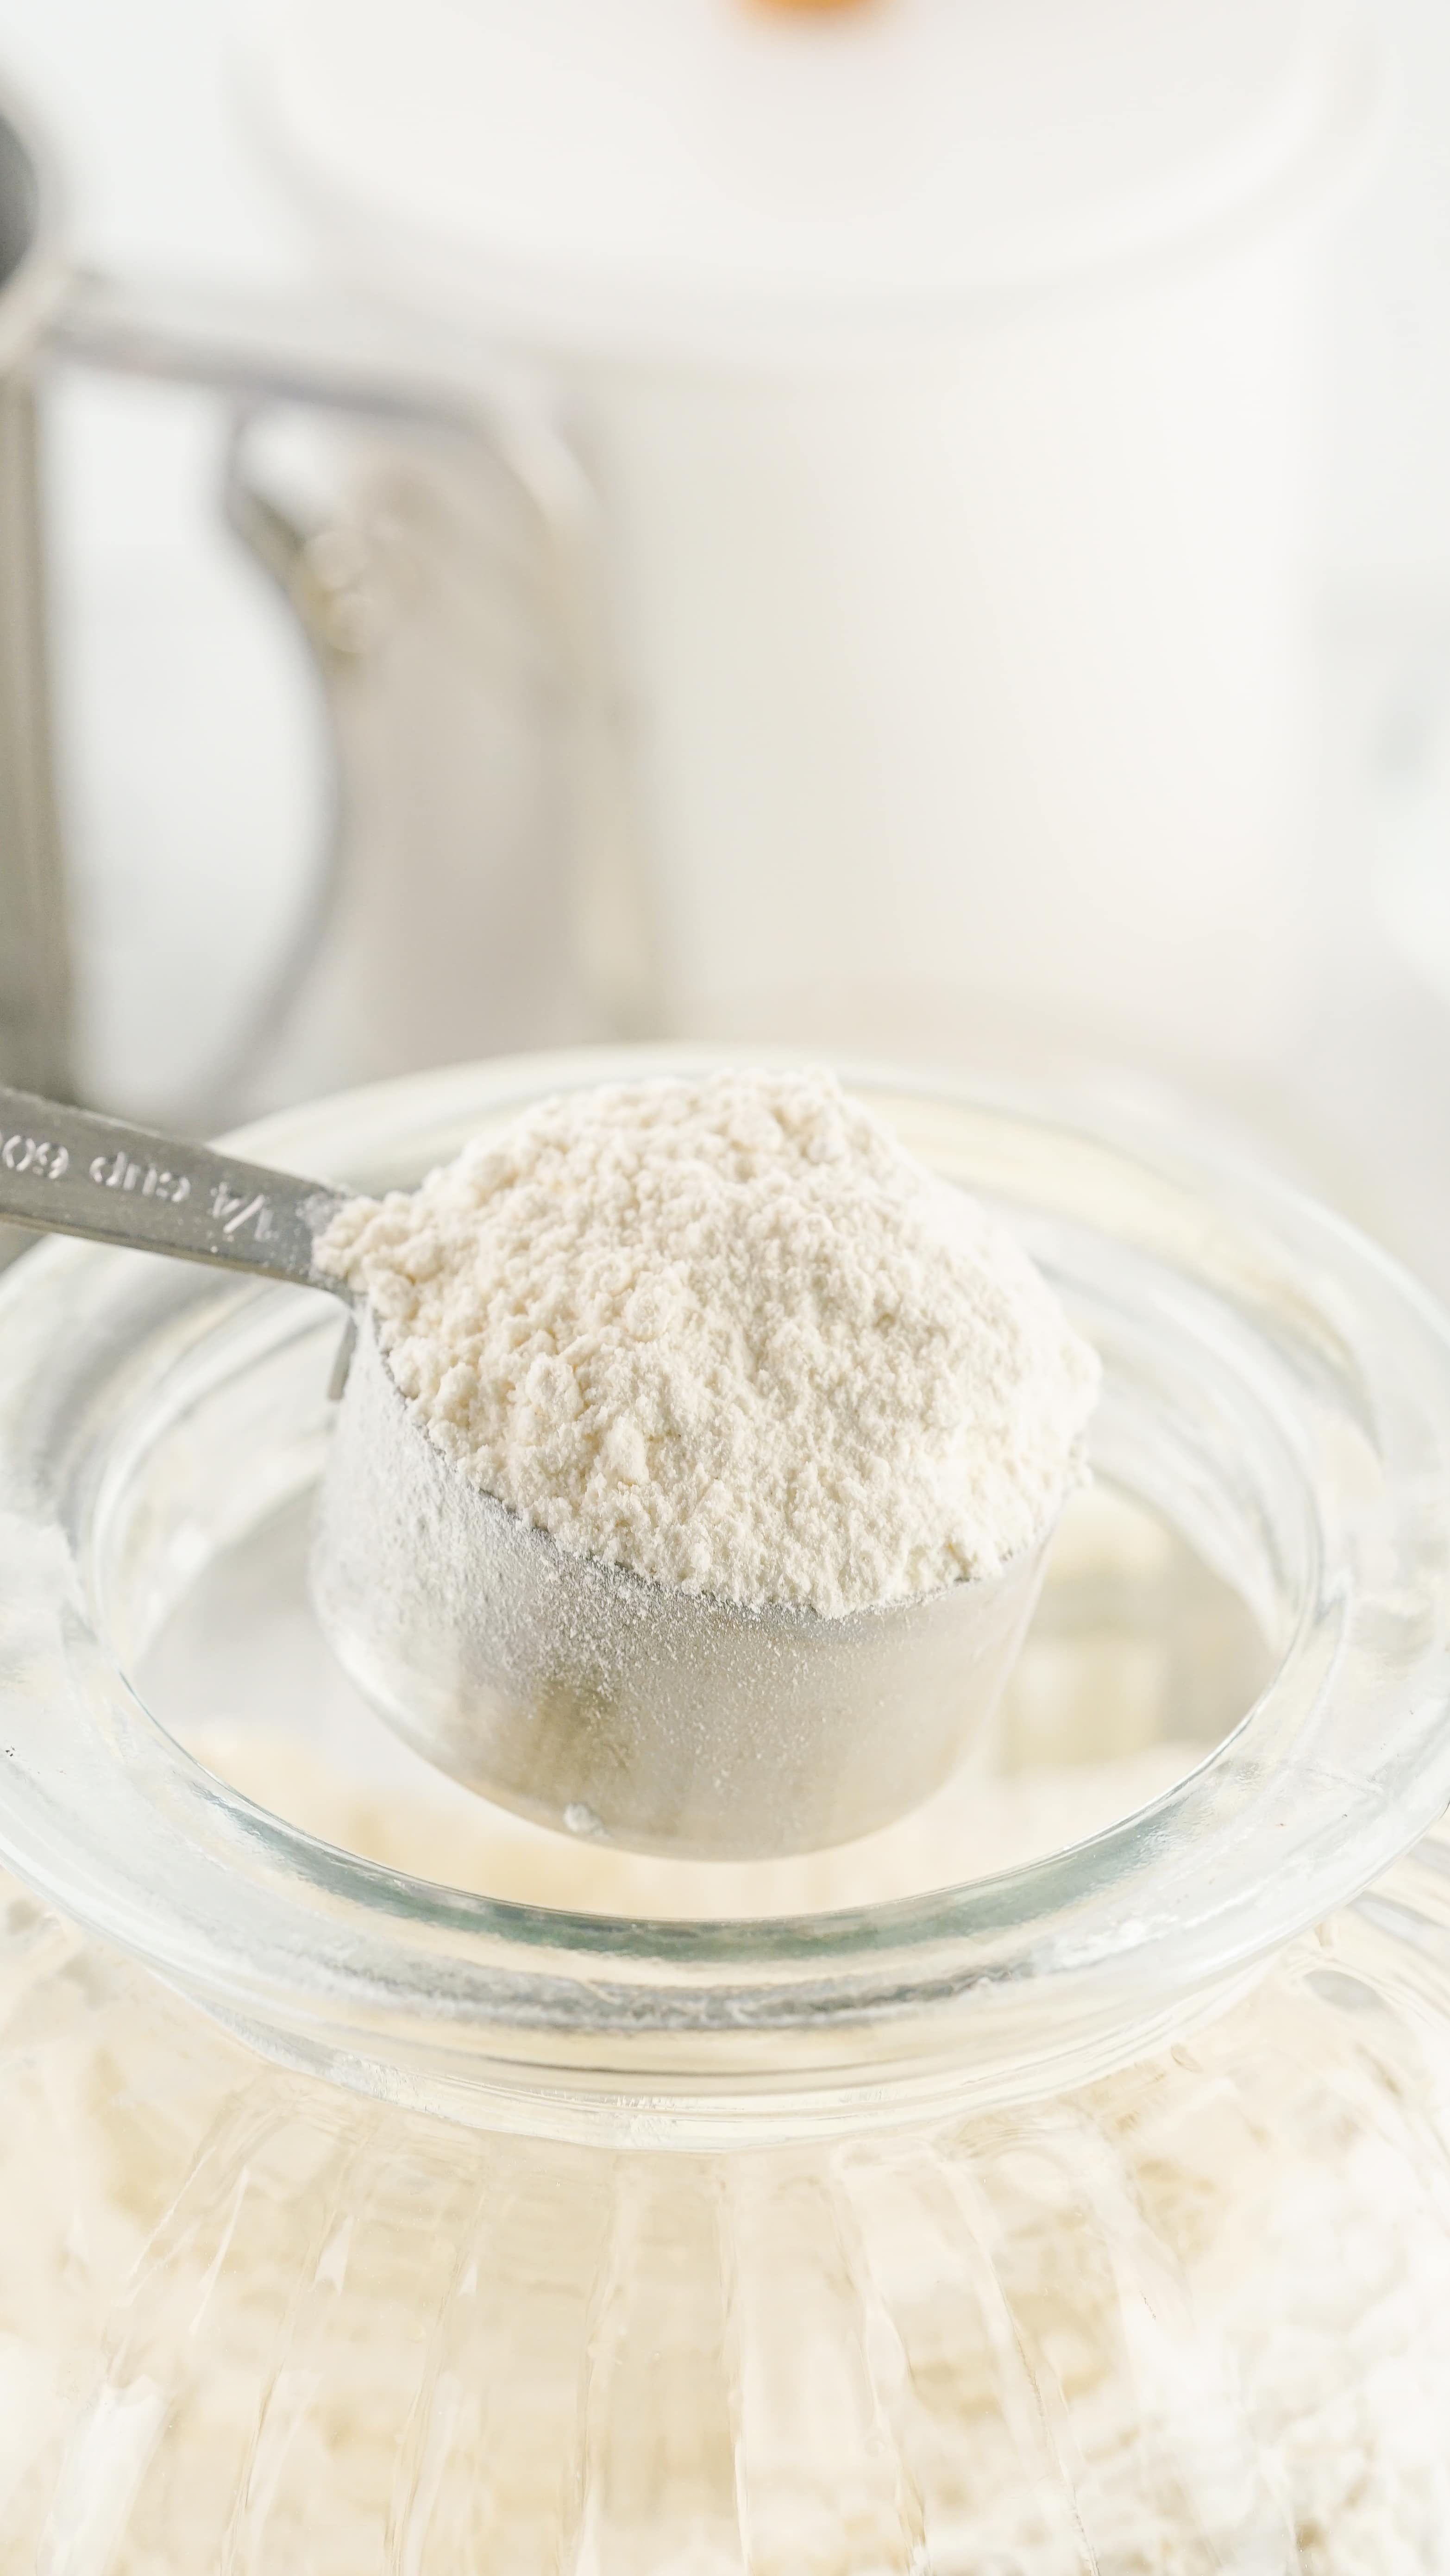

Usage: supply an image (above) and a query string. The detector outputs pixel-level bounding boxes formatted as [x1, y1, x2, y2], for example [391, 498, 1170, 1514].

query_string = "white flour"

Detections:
[316, 1068, 1099, 1615]
[12, 1759, 1450, 2574]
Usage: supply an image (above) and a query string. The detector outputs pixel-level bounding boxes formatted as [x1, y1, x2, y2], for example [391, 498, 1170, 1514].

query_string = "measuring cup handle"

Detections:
[0, 1084, 343, 1286]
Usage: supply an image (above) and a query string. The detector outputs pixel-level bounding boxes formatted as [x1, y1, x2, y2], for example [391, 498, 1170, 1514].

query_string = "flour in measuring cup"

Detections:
[315, 1067, 1099, 1615]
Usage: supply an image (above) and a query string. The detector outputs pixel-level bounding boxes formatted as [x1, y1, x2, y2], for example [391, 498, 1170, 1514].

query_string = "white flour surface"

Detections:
[316, 1068, 1099, 1615]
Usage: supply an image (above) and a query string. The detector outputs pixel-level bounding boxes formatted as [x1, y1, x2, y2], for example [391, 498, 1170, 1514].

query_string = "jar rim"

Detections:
[1, 1046, 1448, 2135]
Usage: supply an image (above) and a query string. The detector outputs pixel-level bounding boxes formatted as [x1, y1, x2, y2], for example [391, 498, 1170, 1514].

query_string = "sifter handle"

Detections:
[0, 1086, 346, 1290]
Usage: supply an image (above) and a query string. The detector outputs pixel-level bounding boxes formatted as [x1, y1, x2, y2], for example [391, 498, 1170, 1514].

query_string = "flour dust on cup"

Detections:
[303, 1060, 1095, 1861]
[312, 1322, 1052, 1860]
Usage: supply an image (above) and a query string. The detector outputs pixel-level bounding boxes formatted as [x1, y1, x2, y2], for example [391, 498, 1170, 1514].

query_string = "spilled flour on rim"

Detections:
[316, 1066, 1099, 1615]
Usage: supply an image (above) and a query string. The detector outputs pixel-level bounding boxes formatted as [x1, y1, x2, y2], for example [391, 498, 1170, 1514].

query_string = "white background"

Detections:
[3, 0, 1450, 1111]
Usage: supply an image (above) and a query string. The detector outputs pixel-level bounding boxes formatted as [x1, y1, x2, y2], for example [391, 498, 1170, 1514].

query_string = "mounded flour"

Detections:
[315, 1067, 1099, 1615]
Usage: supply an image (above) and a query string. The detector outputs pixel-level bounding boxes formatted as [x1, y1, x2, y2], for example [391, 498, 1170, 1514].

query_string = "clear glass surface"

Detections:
[0, 1048, 1448, 2570]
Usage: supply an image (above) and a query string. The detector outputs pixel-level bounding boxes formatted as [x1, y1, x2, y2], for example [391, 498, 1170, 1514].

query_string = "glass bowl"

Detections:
[0, 1047, 1449, 2571]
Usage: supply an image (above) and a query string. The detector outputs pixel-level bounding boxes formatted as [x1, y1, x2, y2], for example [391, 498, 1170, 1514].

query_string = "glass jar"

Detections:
[251, 0, 1378, 1088]
[1, 1049, 1450, 2574]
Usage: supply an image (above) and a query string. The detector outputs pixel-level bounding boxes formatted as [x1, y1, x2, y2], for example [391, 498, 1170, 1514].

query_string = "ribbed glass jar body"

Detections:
[1, 1051, 1449, 2573]
[4, 1839, 1450, 2572]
